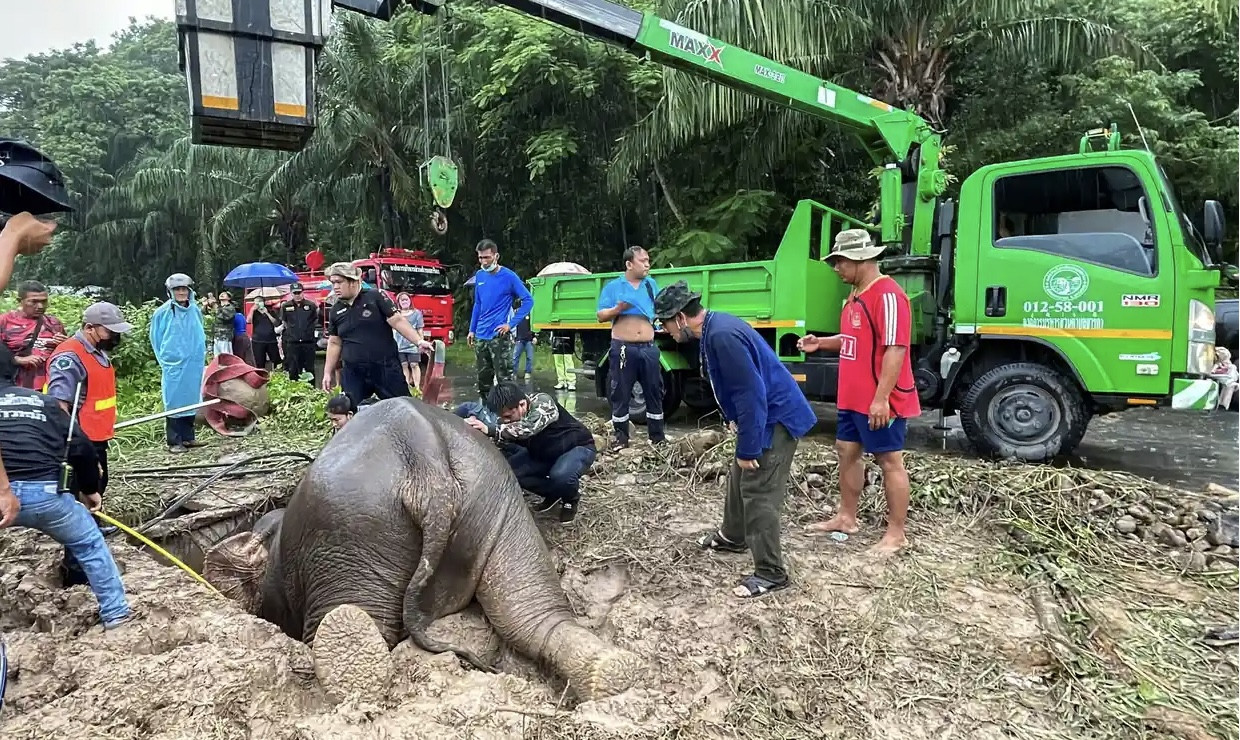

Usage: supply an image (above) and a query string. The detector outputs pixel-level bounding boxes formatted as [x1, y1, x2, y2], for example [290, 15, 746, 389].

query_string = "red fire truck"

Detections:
[293, 247, 456, 346]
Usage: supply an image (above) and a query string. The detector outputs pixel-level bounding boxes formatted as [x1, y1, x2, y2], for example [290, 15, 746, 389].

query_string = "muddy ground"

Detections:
[1, 427, 1237, 740]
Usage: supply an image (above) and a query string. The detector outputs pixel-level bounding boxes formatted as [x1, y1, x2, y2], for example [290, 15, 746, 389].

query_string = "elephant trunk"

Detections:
[472, 508, 647, 701]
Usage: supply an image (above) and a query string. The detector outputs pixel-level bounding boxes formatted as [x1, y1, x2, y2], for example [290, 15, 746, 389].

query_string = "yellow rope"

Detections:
[93, 510, 223, 597]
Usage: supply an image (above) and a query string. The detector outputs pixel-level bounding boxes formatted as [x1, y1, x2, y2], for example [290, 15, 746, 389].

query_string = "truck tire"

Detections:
[959, 362, 1090, 462]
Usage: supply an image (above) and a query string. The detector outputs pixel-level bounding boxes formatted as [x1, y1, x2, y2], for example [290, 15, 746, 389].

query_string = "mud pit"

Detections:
[1, 427, 1236, 740]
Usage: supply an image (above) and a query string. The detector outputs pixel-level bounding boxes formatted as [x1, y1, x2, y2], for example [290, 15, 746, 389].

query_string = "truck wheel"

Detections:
[959, 362, 1090, 462]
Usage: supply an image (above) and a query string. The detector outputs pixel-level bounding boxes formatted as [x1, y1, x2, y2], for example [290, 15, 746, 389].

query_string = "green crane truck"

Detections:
[382, 0, 1231, 461]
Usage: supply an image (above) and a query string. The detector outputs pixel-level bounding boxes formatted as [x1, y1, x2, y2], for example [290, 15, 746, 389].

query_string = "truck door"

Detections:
[973, 162, 1175, 395]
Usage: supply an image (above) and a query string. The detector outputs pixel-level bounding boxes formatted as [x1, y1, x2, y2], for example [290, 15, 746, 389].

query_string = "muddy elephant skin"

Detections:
[207, 397, 643, 701]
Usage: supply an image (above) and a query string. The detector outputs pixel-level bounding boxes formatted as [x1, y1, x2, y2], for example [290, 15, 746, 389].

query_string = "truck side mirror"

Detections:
[1202, 200, 1226, 262]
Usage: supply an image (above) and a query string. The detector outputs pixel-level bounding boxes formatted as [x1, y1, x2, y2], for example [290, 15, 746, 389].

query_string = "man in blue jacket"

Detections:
[468, 239, 533, 398]
[655, 280, 817, 599]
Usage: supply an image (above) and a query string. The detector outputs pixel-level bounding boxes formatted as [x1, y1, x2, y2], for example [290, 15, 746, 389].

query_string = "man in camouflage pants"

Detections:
[467, 239, 533, 398]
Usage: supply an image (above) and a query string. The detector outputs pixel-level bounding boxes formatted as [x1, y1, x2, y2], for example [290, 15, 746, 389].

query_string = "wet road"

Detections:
[430, 369, 1239, 491]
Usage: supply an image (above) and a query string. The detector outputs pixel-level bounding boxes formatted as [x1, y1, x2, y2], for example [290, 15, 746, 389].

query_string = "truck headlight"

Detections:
[1187, 299, 1216, 374]
[448, 329, 455, 343]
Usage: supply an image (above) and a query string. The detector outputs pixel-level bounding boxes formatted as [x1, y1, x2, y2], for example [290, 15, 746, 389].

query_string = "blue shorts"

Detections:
[836, 409, 907, 454]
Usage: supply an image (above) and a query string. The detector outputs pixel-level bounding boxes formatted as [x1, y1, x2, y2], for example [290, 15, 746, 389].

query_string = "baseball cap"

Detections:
[290, 281, 304, 293]
[82, 302, 134, 333]
[825, 229, 885, 263]
[0, 138, 73, 215]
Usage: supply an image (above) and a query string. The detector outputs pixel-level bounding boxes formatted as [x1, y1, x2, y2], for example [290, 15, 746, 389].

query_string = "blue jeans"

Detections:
[10, 480, 130, 626]
[507, 445, 596, 504]
[512, 340, 535, 375]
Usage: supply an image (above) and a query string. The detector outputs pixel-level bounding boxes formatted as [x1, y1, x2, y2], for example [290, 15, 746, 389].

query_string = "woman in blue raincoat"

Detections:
[149, 273, 208, 453]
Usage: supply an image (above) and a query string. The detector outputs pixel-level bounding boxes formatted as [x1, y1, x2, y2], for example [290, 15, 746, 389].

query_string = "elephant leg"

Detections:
[312, 603, 395, 703]
[402, 512, 498, 673]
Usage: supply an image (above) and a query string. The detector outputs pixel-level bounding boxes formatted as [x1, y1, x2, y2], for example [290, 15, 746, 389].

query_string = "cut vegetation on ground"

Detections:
[1, 413, 1236, 740]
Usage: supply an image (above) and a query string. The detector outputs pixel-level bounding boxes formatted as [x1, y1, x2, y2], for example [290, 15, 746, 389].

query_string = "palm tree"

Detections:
[259, 11, 432, 257]
[609, 0, 1159, 191]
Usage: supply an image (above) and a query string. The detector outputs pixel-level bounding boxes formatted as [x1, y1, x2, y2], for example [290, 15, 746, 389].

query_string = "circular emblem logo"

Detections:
[1042, 265, 1089, 301]
[396, 292, 412, 310]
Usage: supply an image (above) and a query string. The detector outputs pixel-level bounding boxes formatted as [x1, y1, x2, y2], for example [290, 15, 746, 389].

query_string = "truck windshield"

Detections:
[380, 264, 451, 295]
[1157, 165, 1213, 267]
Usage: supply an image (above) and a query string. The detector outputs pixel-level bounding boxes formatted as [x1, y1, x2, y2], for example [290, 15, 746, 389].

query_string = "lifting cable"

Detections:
[423, 13, 458, 235]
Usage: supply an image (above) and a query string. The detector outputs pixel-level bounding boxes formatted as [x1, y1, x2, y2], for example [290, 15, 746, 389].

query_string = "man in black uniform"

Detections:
[472, 381, 597, 523]
[320, 262, 428, 405]
[0, 345, 133, 629]
[279, 282, 319, 384]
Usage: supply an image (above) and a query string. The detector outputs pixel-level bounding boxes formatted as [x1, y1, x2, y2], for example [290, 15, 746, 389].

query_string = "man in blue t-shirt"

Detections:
[469, 239, 533, 398]
[596, 246, 665, 449]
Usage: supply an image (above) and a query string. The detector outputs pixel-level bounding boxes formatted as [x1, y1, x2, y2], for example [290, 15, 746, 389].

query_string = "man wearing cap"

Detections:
[45, 301, 133, 581]
[655, 280, 816, 599]
[280, 282, 320, 384]
[321, 262, 428, 405]
[46, 302, 132, 490]
[797, 229, 919, 554]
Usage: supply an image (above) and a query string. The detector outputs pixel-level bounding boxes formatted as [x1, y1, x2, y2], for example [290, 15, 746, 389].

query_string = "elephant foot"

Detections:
[202, 531, 268, 614]
[546, 622, 648, 701]
[312, 604, 394, 703]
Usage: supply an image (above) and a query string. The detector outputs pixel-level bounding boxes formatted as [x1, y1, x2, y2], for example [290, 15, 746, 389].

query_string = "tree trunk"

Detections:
[379, 165, 396, 249]
[652, 161, 686, 228]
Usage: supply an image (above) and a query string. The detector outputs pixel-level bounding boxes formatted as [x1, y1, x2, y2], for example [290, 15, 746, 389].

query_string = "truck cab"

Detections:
[932, 130, 1225, 459]
[354, 248, 456, 345]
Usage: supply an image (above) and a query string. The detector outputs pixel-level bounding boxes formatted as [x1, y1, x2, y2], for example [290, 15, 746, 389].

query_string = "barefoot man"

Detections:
[797, 229, 918, 553]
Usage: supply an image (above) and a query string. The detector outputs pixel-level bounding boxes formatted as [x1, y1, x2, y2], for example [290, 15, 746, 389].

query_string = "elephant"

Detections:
[202, 397, 645, 701]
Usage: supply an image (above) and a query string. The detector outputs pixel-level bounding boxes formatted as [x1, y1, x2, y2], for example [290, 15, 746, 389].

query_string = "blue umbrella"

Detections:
[224, 262, 299, 289]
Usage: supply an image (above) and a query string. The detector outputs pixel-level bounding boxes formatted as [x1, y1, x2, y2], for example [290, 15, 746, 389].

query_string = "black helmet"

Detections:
[654, 280, 702, 320]
[0, 138, 73, 215]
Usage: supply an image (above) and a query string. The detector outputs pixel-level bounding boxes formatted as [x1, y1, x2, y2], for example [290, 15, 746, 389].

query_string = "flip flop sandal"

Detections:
[698, 530, 747, 553]
[733, 574, 789, 599]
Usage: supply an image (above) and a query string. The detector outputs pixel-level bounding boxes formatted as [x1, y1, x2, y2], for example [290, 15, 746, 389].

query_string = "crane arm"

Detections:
[405, 0, 947, 248]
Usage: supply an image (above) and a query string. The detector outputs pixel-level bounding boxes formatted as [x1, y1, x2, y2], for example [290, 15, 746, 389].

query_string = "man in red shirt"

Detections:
[798, 229, 919, 553]
[0, 280, 67, 390]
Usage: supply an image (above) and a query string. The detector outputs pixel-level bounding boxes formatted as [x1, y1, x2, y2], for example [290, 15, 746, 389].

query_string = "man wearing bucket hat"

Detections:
[321, 261, 428, 405]
[797, 229, 919, 554]
[655, 280, 816, 599]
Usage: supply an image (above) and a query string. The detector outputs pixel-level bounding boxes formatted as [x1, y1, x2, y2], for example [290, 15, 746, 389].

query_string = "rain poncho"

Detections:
[149, 290, 207, 417]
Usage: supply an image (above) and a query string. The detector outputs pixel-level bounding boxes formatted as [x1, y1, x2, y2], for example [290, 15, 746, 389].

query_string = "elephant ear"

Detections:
[203, 531, 270, 614]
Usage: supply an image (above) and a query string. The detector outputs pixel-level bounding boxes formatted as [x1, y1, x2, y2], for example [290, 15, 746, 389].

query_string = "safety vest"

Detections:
[45, 337, 117, 442]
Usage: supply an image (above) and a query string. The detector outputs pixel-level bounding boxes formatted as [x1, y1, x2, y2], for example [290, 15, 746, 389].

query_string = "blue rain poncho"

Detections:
[149, 290, 207, 417]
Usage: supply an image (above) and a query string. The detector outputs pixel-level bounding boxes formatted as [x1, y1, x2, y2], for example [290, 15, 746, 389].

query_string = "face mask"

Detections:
[484, 261, 500, 273]
[95, 332, 123, 352]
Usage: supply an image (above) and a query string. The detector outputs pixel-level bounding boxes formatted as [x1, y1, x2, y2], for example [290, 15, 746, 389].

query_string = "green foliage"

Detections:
[655, 190, 781, 266]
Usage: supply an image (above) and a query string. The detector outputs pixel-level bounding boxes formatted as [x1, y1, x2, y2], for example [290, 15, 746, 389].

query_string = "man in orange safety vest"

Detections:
[45, 301, 133, 584]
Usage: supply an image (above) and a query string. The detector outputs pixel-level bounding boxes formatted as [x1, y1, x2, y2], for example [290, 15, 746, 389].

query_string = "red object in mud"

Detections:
[202, 354, 270, 436]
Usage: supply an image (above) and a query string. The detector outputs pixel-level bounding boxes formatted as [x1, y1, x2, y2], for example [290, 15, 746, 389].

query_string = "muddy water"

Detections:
[431, 368, 1239, 491]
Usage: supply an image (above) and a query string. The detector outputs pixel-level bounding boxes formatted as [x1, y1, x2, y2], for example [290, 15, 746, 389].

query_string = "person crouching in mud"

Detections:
[468, 381, 596, 523]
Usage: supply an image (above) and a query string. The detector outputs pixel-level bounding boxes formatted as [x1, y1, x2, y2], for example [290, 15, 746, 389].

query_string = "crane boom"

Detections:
[428, 0, 947, 250]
